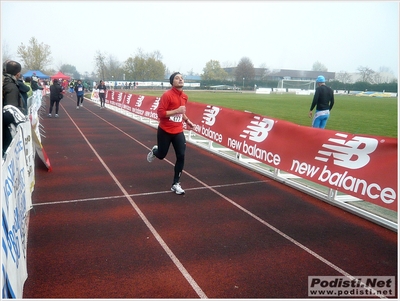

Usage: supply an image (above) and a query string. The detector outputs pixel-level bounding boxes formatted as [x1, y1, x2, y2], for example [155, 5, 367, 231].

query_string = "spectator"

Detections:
[62, 79, 68, 91]
[23, 77, 34, 109]
[18, 77, 32, 112]
[69, 80, 74, 93]
[24, 77, 33, 97]
[2, 60, 26, 154]
[31, 73, 44, 92]
[49, 79, 63, 118]
[2, 60, 25, 112]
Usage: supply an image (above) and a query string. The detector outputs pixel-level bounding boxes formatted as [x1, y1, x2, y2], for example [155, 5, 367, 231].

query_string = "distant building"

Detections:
[222, 67, 271, 81]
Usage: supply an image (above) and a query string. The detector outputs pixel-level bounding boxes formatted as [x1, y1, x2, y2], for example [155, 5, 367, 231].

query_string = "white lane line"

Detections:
[32, 180, 268, 206]
[65, 102, 386, 299]
[60, 105, 208, 299]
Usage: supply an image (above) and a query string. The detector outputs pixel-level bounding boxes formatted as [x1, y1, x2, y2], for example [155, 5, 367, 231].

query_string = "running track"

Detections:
[23, 92, 397, 298]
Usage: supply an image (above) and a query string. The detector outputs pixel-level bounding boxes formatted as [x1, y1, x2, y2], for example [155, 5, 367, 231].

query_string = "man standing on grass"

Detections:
[308, 75, 334, 129]
[147, 72, 195, 195]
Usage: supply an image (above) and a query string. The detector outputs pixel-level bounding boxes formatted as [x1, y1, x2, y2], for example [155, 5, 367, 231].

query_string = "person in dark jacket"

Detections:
[2, 60, 26, 154]
[96, 80, 107, 108]
[2, 60, 25, 113]
[308, 75, 334, 129]
[49, 79, 64, 117]
[31, 73, 44, 91]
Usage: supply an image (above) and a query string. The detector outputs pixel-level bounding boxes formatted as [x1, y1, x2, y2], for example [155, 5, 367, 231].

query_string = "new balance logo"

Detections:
[117, 92, 123, 103]
[202, 106, 220, 126]
[240, 116, 274, 143]
[150, 97, 160, 111]
[315, 133, 378, 169]
[135, 95, 145, 107]
[125, 94, 133, 105]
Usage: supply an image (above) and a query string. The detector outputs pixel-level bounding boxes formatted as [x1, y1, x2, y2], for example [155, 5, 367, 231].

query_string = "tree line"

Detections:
[5, 37, 398, 93]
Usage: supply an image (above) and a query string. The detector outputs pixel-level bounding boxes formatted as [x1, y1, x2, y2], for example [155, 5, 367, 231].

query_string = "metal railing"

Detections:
[94, 99, 398, 232]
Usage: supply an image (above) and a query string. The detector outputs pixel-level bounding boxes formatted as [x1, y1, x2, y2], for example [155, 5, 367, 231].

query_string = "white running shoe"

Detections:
[80, 104, 83, 107]
[171, 183, 185, 195]
[76, 106, 79, 109]
[55, 114, 59, 118]
[147, 145, 157, 163]
[48, 114, 52, 118]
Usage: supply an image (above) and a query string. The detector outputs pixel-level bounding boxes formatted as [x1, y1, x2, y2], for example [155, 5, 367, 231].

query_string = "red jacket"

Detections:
[157, 87, 188, 134]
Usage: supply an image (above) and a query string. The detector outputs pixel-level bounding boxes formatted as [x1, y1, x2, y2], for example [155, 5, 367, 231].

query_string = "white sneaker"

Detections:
[48, 114, 52, 118]
[80, 104, 83, 107]
[147, 145, 157, 163]
[55, 114, 59, 118]
[171, 183, 185, 195]
[76, 106, 79, 109]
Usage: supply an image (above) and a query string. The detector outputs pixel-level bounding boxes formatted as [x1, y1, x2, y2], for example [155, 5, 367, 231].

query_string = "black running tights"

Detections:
[155, 126, 186, 185]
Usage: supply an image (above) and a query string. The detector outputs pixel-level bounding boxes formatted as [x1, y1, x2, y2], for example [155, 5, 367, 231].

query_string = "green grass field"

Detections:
[115, 90, 399, 138]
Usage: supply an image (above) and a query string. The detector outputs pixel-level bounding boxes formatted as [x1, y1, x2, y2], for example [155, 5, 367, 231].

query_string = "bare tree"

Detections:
[17, 37, 52, 70]
[235, 57, 255, 83]
[335, 71, 352, 84]
[107, 54, 122, 80]
[357, 66, 375, 83]
[94, 50, 107, 80]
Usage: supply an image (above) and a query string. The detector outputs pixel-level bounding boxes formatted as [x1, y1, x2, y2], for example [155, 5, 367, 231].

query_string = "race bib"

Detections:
[169, 114, 183, 123]
[99, 89, 105, 93]
[78, 87, 83, 91]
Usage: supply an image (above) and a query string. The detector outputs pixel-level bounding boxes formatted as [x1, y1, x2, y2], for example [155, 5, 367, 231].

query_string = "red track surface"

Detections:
[23, 93, 397, 298]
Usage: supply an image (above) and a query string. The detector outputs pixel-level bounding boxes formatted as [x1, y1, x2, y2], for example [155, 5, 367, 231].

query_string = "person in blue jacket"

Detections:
[74, 80, 85, 109]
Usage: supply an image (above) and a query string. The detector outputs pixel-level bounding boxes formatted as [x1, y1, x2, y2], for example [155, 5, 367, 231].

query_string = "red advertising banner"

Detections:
[105, 91, 398, 211]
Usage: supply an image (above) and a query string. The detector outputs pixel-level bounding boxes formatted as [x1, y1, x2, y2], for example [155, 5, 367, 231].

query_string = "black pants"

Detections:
[77, 95, 84, 106]
[154, 127, 186, 185]
[49, 98, 60, 114]
[99, 94, 105, 107]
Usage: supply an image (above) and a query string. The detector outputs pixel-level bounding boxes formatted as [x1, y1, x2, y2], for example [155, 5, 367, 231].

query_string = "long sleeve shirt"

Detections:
[310, 85, 334, 111]
[157, 87, 188, 134]
[75, 84, 84, 96]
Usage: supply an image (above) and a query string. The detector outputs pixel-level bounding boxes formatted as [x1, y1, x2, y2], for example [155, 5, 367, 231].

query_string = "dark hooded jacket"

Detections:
[2, 73, 24, 112]
[50, 80, 63, 101]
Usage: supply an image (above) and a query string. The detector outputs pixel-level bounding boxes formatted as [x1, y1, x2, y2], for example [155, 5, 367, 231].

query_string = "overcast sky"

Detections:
[1, 1, 399, 78]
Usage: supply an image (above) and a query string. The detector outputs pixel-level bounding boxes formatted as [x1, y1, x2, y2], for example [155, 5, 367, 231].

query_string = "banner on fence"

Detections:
[2, 122, 34, 298]
[29, 91, 52, 171]
[92, 91, 397, 211]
